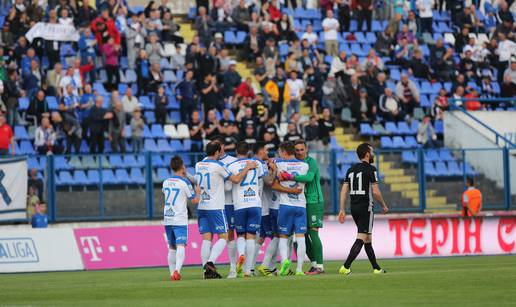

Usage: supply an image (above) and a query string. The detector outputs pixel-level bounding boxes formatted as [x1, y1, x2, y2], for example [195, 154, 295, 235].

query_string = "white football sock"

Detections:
[251, 241, 262, 268]
[262, 237, 278, 269]
[279, 237, 289, 262]
[296, 237, 306, 273]
[175, 246, 185, 273]
[208, 238, 227, 263]
[201, 240, 211, 267]
[244, 239, 255, 274]
[227, 240, 237, 272]
[168, 249, 176, 275]
[287, 236, 294, 260]
[236, 236, 246, 257]
[270, 239, 279, 270]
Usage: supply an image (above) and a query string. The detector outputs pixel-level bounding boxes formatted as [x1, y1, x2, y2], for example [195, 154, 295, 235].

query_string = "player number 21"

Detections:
[348, 172, 366, 195]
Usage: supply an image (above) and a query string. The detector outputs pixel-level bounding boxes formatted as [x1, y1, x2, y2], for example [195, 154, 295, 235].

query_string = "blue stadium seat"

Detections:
[157, 139, 172, 152]
[390, 69, 401, 81]
[124, 155, 144, 168]
[355, 32, 366, 44]
[74, 170, 90, 185]
[156, 168, 170, 182]
[152, 154, 166, 167]
[167, 96, 180, 109]
[139, 96, 153, 110]
[170, 140, 183, 152]
[46, 96, 59, 110]
[420, 81, 432, 94]
[410, 120, 420, 134]
[365, 33, 376, 44]
[439, 149, 455, 161]
[58, 171, 74, 186]
[86, 170, 99, 185]
[360, 123, 377, 136]
[425, 162, 438, 176]
[435, 120, 444, 134]
[130, 168, 145, 184]
[144, 112, 155, 124]
[19, 141, 34, 155]
[101, 169, 118, 185]
[18, 97, 29, 111]
[183, 139, 192, 151]
[151, 124, 166, 138]
[224, 31, 236, 44]
[424, 150, 441, 162]
[459, 162, 477, 176]
[279, 42, 289, 57]
[115, 169, 131, 184]
[372, 20, 383, 32]
[380, 136, 393, 148]
[385, 122, 399, 134]
[28, 157, 41, 171]
[163, 70, 176, 83]
[144, 139, 158, 152]
[397, 122, 412, 135]
[109, 155, 125, 168]
[125, 69, 137, 83]
[169, 111, 181, 124]
[14, 126, 29, 140]
[142, 125, 152, 138]
[402, 151, 417, 163]
[54, 156, 71, 170]
[392, 136, 408, 148]
[405, 136, 418, 148]
[447, 161, 462, 176]
[435, 161, 449, 176]
[235, 32, 246, 44]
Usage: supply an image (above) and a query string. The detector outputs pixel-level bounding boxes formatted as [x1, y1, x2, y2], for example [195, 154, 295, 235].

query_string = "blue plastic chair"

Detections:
[152, 154, 165, 167]
[392, 136, 408, 148]
[402, 151, 417, 163]
[385, 122, 399, 134]
[144, 139, 159, 152]
[151, 124, 166, 138]
[381, 136, 393, 148]
[170, 140, 183, 152]
[58, 171, 74, 186]
[157, 139, 172, 152]
[74, 170, 90, 185]
[14, 126, 29, 140]
[397, 122, 411, 135]
[130, 168, 146, 184]
[115, 169, 131, 184]
[360, 123, 377, 136]
[405, 136, 418, 148]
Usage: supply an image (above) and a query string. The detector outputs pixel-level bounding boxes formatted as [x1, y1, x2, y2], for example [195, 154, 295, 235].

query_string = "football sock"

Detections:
[175, 246, 185, 273]
[208, 238, 227, 263]
[305, 233, 314, 263]
[236, 236, 246, 257]
[252, 241, 262, 268]
[262, 237, 278, 269]
[308, 229, 324, 266]
[201, 240, 211, 267]
[227, 240, 237, 272]
[287, 236, 294, 260]
[364, 243, 381, 270]
[296, 237, 306, 273]
[168, 249, 176, 275]
[279, 237, 289, 262]
[270, 240, 279, 270]
[344, 239, 364, 269]
[245, 239, 255, 274]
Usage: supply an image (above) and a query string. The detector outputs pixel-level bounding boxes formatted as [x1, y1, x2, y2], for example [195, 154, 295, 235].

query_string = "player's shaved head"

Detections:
[206, 141, 222, 156]
[170, 155, 184, 172]
[236, 141, 250, 156]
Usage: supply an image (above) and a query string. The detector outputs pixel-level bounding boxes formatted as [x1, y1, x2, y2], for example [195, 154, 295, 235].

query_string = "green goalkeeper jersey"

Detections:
[294, 156, 324, 204]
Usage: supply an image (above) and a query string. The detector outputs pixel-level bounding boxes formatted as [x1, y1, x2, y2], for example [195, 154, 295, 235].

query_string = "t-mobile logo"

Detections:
[80, 236, 103, 262]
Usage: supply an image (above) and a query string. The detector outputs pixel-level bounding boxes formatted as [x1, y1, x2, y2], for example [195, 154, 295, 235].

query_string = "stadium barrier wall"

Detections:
[0, 228, 84, 273]
[0, 157, 28, 222]
[73, 213, 516, 271]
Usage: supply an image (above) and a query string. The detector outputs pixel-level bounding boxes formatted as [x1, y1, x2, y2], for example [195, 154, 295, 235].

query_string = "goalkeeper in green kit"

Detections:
[278, 139, 325, 274]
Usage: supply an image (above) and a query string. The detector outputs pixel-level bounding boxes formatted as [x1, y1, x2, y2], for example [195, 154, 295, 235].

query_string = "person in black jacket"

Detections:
[409, 49, 431, 80]
[2, 70, 22, 126]
[28, 90, 49, 125]
[88, 96, 113, 153]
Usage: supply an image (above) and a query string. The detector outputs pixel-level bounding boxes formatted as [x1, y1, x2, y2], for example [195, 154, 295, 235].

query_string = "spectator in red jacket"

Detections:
[90, 7, 121, 48]
[234, 77, 255, 103]
[0, 114, 14, 156]
[464, 89, 482, 111]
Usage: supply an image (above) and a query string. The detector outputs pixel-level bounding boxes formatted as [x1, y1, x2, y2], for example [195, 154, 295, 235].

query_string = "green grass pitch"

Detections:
[1, 256, 515, 306]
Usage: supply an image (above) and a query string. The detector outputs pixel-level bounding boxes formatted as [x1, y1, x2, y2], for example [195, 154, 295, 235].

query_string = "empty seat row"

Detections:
[56, 168, 145, 186]
[360, 121, 420, 136]
[380, 136, 418, 149]
[401, 149, 456, 164]
[425, 161, 477, 177]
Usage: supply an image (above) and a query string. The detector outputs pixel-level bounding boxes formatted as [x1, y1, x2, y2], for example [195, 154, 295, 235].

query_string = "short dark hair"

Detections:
[211, 135, 225, 144]
[466, 177, 474, 186]
[170, 155, 184, 172]
[254, 142, 266, 153]
[356, 142, 372, 159]
[236, 141, 250, 156]
[294, 139, 306, 147]
[279, 141, 296, 156]
[206, 141, 221, 156]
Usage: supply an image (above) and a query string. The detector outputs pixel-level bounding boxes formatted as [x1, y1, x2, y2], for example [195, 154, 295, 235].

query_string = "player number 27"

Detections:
[164, 188, 180, 206]
[348, 172, 366, 195]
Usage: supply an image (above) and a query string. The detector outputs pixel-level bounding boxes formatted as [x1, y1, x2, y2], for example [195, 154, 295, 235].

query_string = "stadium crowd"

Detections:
[0, 0, 514, 159]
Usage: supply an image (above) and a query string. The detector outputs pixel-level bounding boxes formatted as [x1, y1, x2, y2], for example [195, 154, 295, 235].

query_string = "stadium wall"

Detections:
[1, 213, 515, 273]
[444, 111, 516, 195]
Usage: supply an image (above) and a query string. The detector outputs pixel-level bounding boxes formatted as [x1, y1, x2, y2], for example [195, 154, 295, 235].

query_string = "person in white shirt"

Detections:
[195, 141, 257, 279]
[496, 33, 516, 83]
[121, 87, 140, 119]
[322, 10, 340, 57]
[286, 70, 304, 120]
[34, 117, 56, 154]
[163, 156, 201, 281]
[301, 23, 318, 46]
[58, 8, 74, 26]
[416, 0, 434, 34]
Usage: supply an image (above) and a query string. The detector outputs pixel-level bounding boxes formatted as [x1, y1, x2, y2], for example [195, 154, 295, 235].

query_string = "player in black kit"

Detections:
[338, 143, 389, 275]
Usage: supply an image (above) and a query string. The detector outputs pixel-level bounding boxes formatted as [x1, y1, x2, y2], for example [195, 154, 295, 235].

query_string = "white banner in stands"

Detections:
[0, 157, 28, 221]
[0, 229, 83, 273]
[25, 22, 80, 43]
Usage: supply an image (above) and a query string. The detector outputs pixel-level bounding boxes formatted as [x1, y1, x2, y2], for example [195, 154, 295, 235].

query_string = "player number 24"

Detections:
[348, 172, 366, 195]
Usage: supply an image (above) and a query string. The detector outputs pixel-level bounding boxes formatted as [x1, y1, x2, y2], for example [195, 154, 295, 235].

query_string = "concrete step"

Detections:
[384, 175, 415, 184]
[382, 169, 406, 177]
[391, 182, 419, 192]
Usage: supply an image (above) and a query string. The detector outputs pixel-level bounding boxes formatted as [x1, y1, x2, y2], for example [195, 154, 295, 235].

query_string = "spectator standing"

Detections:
[102, 37, 120, 91]
[154, 86, 169, 126]
[200, 74, 221, 117]
[122, 87, 140, 123]
[462, 177, 482, 217]
[2, 70, 22, 126]
[194, 6, 214, 47]
[232, 0, 250, 31]
[284, 122, 303, 142]
[28, 90, 49, 125]
[496, 33, 516, 83]
[136, 50, 151, 96]
[45, 63, 63, 97]
[0, 114, 14, 155]
[395, 73, 420, 116]
[145, 32, 165, 65]
[337, 0, 351, 32]
[417, 116, 439, 148]
[322, 10, 340, 57]
[286, 70, 304, 120]
[189, 110, 204, 152]
[416, 0, 434, 34]
[109, 101, 126, 153]
[222, 61, 242, 100]
[130, 109, 144, 153]
[176, 70, 197, 124]
[28, 169, 44, 201]
[34, 117, 56, 154]
[265, 67, 289, 125]
[357, 0, 373, 32]
[89, 96, 113, 153]
[126, 13, 147, 69]
[148, 62, 164, 94]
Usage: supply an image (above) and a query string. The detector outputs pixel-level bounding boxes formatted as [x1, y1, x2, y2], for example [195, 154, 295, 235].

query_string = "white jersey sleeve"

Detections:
[275, 159, 309, 208]
[195, 159, 232, 210]
[162, 176, 194, 226]
[228, 158, 262, 210]
[220, 154, 237, 205]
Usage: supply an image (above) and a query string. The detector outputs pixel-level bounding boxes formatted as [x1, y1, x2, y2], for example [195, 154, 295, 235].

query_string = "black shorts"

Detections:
[350, 204, 374, 234]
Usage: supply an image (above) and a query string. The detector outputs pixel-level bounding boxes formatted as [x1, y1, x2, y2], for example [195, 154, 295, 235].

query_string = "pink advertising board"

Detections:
[74, 215, 516, 270]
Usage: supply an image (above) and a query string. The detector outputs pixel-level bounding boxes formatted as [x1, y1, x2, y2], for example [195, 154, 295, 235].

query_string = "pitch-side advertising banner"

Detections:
[0, 229, 84, 273]
[74, 216, 516, 270]
[0, 157, 28, 221]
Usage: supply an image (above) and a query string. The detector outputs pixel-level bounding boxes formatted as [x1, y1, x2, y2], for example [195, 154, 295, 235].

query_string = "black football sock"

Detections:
[364, 242, 381, 270]
[344, 239, 364, 269]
